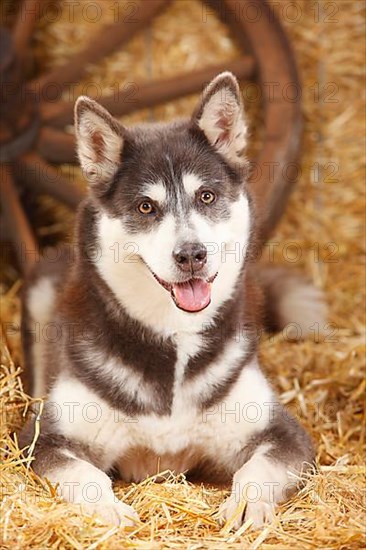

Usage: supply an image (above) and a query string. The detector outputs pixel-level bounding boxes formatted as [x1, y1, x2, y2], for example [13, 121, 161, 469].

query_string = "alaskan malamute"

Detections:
[21, 72, 324, 529]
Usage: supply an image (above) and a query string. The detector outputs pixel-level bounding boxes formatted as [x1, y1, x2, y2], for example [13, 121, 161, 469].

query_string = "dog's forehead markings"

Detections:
[182, 173, 205, 196]
[142, 180, 167, 204]
[165, 154, 176, 182]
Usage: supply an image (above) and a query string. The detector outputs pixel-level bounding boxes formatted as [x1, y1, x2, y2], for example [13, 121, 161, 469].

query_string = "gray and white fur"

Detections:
[20, 73, 323, 529]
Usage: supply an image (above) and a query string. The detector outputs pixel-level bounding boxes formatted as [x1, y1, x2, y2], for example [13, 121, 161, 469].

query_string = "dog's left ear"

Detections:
[74, 96, 125, 186]
[192, 72, 247, 164]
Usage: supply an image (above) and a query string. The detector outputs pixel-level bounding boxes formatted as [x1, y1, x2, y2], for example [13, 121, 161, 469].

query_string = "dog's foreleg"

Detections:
[218, 407, 314, 530]
[20, 418, 138, 527]
[46, 450, 138, 526]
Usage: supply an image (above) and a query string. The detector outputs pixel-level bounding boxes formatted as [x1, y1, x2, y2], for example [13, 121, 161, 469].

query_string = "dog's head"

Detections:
[75, 73, 252, 324]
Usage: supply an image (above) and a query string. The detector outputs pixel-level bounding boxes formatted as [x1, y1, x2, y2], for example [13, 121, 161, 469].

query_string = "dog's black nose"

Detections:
[173, 242, 207, 273]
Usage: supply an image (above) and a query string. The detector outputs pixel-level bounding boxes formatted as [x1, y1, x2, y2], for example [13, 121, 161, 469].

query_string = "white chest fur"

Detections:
[49, 340, 275, 480]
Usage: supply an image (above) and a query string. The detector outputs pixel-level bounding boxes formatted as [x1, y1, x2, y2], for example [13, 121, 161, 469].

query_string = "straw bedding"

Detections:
[1, 1, 365, 548]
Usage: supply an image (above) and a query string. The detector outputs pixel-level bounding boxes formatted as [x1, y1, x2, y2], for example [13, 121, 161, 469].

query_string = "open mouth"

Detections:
[150, 270, 217, 313]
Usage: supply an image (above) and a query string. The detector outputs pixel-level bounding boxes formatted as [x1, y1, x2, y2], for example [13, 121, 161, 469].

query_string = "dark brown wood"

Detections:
[0, 164, 39, 275]
[41, 56, 255, 128]
[38, 127, 76, 164]
[13, 0, 42, 58]
[18, 152, 85, 208]
[0, 27, 37, 154]
[33, 0, 171, 101]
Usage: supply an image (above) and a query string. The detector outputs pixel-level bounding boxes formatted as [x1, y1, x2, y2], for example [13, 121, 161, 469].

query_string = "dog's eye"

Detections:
[200, 191, 216, 205]
[138, 201, 155, 215]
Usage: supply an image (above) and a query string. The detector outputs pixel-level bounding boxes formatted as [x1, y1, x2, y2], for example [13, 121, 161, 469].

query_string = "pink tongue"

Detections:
[172, 279, 211, 312]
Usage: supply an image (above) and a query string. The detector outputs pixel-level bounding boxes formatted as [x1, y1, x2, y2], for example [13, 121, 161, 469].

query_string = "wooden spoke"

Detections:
[37, 127, 76, 164]
[13, 0, 43, 58]
[0, 164, 39, 275]
[33, 0, 171, 102]
[41, 56, 255, 128]
[18, 152, 84, 208]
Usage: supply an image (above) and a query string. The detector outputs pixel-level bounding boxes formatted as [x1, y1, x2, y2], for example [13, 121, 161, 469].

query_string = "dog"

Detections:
[20, 72, 324, 529]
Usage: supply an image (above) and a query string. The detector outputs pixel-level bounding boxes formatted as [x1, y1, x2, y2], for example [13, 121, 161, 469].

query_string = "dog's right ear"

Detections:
[74, 96, 125, 186]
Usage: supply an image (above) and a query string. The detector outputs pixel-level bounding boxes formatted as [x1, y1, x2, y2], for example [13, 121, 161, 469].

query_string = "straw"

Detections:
[1, 1, 365, 548]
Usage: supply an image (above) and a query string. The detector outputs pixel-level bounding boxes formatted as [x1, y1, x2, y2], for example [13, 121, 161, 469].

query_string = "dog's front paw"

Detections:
[218, 495, 275, 530]
[218, 451, 288, 531]
[80, 500, 139, 527]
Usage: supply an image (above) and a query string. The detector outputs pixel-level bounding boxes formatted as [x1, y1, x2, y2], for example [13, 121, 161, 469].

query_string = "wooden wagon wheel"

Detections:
[0, 0, 302, 277]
